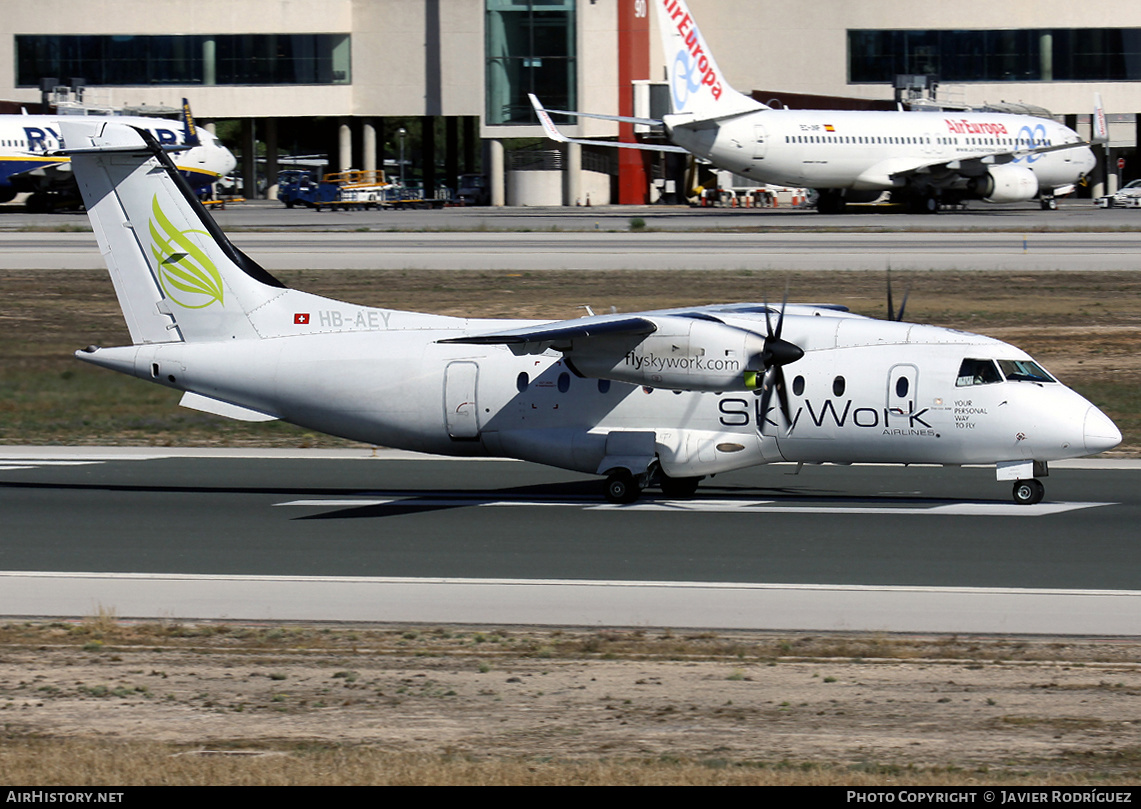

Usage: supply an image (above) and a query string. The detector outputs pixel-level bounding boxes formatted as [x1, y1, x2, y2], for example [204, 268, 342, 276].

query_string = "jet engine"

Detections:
[970, 164, 1039, 203]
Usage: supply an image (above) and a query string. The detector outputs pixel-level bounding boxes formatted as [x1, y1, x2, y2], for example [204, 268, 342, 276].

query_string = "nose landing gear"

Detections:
[604, 470, 642, 504]
[1012, 478, 1045, 505]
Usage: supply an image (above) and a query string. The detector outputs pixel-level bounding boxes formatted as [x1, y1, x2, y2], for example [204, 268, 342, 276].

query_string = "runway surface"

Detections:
[5, 229, 1141, 272]
[2, 197, 1134, 233]
[2, 202, 1136, 632]
[2, 448, 1138, 634]
[3, 201, 1141, 272]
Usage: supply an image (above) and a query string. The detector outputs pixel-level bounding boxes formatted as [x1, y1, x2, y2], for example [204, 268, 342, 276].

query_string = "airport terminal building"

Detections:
[3, 0, 1141, 203]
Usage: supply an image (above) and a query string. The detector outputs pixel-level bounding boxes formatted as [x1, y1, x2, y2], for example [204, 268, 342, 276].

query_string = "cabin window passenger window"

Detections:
[832, 376, 846, 396]
[597, 379, 610, 393]
[793, 375, 805, 396]
[557, 372, 570, 393]
[516, 372, 529, 392]
[956, 358, 1002, 387]
[895, 376, 909, 397]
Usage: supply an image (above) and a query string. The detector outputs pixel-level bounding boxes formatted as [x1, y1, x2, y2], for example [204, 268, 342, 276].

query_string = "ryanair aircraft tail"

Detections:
[655, 0, 767, 120]
[60, 119, 286, 345]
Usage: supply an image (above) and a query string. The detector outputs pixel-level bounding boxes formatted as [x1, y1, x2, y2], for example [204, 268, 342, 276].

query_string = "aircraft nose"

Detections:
[1084, 405, 1121, 454]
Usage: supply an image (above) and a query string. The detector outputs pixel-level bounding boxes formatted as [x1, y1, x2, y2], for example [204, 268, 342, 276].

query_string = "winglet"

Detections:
[1092, 93, 1109, 144]
[528, 94, 570, 143]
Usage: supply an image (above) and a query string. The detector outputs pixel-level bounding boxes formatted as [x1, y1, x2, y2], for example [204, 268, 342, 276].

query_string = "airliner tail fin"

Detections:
[654, 0, 767, 119]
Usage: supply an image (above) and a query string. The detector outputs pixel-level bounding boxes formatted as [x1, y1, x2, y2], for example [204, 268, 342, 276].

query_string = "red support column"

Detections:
[617, 0, 651, 204]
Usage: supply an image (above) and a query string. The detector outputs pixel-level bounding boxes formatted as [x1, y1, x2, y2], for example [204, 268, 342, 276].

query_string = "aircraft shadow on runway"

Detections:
[0, 476, 1016, 520]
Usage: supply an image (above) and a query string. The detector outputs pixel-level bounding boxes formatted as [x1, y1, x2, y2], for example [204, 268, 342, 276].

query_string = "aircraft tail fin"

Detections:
[654, 0, 767, 119]
[180, 98, 201, 147]
[60, 119, 285, 345]
[1093, 93, 1109, 144]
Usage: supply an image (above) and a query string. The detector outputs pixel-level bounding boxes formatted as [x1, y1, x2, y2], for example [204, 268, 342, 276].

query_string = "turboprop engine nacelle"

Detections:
[568, 318, 772, 391]
[971, 164, 1039, 203]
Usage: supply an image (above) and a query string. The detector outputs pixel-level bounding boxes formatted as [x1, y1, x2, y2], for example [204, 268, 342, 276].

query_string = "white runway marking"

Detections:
[274, 496, 1112, 516]
[0, 460, 103, 471]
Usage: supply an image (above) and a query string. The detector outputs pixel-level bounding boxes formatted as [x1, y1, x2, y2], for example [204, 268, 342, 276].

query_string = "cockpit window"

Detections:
[997, 359, 1055, 383]
[956, 358, 1002, 387]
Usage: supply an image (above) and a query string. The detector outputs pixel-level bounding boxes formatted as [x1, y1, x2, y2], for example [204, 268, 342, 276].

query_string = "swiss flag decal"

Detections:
[294, 313, 310, 325]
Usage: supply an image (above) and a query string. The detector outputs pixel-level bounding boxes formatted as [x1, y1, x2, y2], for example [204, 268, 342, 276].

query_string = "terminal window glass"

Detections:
[16, 34, 351, 86]
[849, 28, 1141, 83]
[486, 0, 576, 125]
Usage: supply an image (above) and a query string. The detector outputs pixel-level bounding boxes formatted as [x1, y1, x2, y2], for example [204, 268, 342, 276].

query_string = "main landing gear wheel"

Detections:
[659, 474, 702, 498]
[815, 191, 846, 215]
[1040, 197, 1058, 211]
[604, 470, 642, 505]
[1012, 478, 1045, 506]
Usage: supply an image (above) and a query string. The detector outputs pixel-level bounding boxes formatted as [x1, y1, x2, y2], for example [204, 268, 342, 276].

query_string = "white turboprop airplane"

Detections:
[0, 98, 235, 211]
[60, 119, 1120, 505]
[531, 0, 1097, 214]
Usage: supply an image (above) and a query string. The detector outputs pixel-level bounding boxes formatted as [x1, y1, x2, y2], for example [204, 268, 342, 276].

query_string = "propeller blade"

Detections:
[757, 365, 796, 437]
[756, 285, 801, 437]
[774, 366, 794, 434]
[896, 286, 911, 322]
[887, 269, 912, 322]
[775, 286, 788, 339]
[757, 368, 776, 436]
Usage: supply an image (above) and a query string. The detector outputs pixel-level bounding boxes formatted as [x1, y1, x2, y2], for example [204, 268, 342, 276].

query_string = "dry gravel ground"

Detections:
[1, 623, 1139, 784]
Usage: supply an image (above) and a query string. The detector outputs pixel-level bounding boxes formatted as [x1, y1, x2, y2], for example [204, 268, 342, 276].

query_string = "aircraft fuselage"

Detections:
[667, 108, 1094, 200]
[0, 114, 234, 202]
[81, 309, 1116, 481]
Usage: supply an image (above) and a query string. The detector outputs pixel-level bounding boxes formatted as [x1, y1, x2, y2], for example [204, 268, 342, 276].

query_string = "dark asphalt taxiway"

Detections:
[1, 449, 1138, 634]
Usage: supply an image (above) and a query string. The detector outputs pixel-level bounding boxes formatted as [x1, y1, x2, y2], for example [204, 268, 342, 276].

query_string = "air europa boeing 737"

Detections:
[532, 0, 1097, 213]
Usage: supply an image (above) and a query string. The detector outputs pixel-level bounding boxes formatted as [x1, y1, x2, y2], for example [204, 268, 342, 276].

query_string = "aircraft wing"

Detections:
[882, 141, 1093, 185]
[529, 94, 690, 154]
[438, 304, 854, 354]
[439, 314, 658, 350]
[532, 95, 661, 127]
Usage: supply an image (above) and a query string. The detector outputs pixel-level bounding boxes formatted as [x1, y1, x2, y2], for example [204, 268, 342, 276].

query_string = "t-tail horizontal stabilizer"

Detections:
[59, 119, 286, 345]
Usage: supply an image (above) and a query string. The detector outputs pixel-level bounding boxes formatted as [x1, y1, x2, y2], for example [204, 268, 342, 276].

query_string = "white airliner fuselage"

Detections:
[670, 108, 1093, 203]
[0, 111, 235, 209]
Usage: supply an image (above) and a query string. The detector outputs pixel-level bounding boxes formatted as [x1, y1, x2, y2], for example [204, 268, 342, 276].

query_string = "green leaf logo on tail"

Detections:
[149, 194, 224, 308]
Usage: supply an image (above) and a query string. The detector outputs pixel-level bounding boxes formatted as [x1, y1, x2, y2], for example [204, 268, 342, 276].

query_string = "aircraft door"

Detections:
[753, 125, 767, 160]
[444, 361, 480, 439]
[888, 364, 919, 416]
